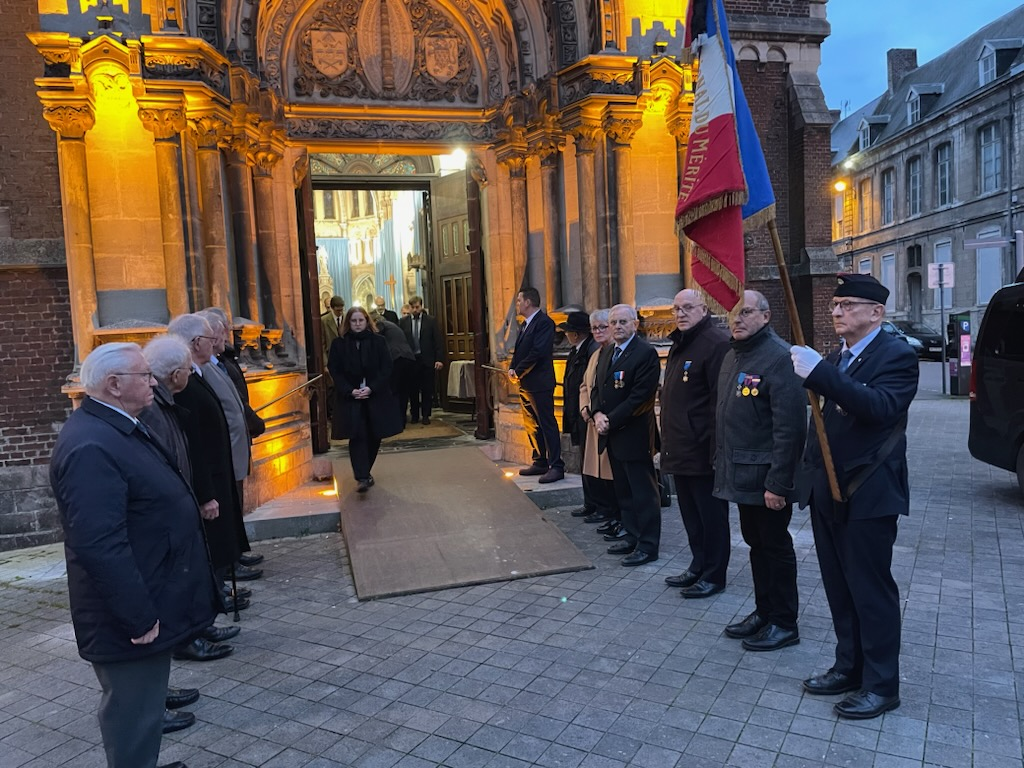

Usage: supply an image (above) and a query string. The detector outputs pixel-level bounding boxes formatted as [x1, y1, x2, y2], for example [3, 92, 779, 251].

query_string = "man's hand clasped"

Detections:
[352, 386, 372, 400]
[790, 345, 823, 379]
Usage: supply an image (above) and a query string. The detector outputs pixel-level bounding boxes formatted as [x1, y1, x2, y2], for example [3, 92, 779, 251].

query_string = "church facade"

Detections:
[0, 0, 836, 549]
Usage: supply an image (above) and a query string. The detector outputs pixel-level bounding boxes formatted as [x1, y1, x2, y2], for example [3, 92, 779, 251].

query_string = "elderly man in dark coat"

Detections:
[557, 311, 598, 517]
[50, 342, 220, 768]
[714, 291, 807, 651]
[660, 289, 731, 597]
[790, 274, 919, 720]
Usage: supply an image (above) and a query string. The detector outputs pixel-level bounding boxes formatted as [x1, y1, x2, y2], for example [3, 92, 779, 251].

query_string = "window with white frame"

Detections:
[833, 192, 844, 239]
[858, 179, 872, 231]
[881, 169, 895, 224]
[979, 48, 996, 86]
[976, 227, 1004, 304]
[907, 157, 922, 216]
[907, 96, 920, 125]
[933, 240, 953, 310]
[935, 143, 952, 207]
[881, 254, 896, 312]
[859, 124, 871, 151]
[858, 257, 872, 275]
[979, 122, 1002, 193]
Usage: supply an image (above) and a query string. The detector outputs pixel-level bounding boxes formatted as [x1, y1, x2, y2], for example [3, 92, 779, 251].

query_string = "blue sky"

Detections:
[818, 1, 1022, 115]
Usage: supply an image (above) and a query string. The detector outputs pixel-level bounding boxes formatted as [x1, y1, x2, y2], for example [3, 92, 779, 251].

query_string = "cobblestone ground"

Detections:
[2, 368, 1022, 768]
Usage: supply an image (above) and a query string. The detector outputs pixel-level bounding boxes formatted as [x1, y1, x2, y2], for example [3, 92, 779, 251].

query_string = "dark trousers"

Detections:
[391, 357, 415, 425]
[673, 474, 730, 586]
[93, 651, 171, 768]
[349, 432, 382, 481]
[609, 454, 661, 556]
[811, 508, 901, 696]
[408, 355, 435, 420]
[519, 387, 563, 470]
[737, 503, 799, 629]
[583, 474, 618, 519]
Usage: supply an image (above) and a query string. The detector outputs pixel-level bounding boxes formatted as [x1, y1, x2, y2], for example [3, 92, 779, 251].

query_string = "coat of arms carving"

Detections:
[424, 37, 459, 83]
[311, 30, 349, 78]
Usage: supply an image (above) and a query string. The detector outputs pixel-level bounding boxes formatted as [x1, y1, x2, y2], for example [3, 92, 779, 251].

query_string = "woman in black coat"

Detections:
[329, 307, 403, 491]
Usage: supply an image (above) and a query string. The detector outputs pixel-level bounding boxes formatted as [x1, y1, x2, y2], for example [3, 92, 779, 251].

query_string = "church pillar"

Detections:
[190, 116, 232, 314]
[668, 102, 693, 290]
[225, 137, 260, 321]
[252, 148, 283, 328]
[537, 139, 564, 310]
[567, 117, 603, 312]
[42, 101, 97, 366]
[604, 109, 644, 307]
[496, 151, 529, 293]
[139, 101, 189, 318]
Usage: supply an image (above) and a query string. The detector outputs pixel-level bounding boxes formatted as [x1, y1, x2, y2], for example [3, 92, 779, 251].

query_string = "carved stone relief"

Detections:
[287, 117, 496, 142]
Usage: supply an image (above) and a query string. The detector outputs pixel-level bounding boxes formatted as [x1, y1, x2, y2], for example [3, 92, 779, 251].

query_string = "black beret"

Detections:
[834, 273, 889, 304]
[556, 311, 592, 334]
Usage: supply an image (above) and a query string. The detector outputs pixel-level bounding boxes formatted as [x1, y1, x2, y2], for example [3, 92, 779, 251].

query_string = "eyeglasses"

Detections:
[192, 335, 218, 343]
[590, 324, 610, 332]
[831, 300, 879, 312]
[735, 307, 765, 318]
[113, 371, 156, 380]
[609, 319, 633, 326]
[672, 304, 704, 314]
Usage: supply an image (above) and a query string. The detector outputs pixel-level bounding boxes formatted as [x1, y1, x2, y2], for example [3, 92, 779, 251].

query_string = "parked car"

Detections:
[968, 280, 1024, 496]
[880, 321, 925, 356]
[891, 320, 945, 360]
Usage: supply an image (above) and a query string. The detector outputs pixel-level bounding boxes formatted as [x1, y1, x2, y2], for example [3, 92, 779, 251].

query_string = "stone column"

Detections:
[225, 136, 260, 321]
[190, 117, 232, 314]
[605, 111, 644, 307]
[139, 103, 189, 318]
[497, 151, 529, 293]
[568, 119, 603, 312]
[536, 136, 564, 310]
[42, 102, 97, 366]
[667, 105, 693, 289]
[252, 147, 283, 328]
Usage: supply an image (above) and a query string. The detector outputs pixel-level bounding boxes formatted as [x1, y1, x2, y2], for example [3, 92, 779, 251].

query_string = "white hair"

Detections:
[202, 306, 229, 324]
[167, 313, 212, 342]
[80, 343, 142, 392]
[609, 304, 638, 322]
[143, 335, 192, 381]
[589, 308, 610, 325]
[196, 309, 225, 334]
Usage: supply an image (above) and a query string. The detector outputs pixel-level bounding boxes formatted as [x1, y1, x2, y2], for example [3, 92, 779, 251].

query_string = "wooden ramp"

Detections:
[333, 446, 592, 600]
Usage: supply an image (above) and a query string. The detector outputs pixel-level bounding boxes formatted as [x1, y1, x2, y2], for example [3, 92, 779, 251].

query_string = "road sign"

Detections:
[928, 262, 954, 289]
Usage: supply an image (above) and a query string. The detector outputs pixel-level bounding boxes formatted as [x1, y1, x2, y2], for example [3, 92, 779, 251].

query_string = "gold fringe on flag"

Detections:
[742, 204, 776, 232]
[674, 190, 749, 234]
[691, 243, 743, 296]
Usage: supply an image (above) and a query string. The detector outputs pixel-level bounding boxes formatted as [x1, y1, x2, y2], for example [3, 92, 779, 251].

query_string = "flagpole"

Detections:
[767, 219, 843, 502]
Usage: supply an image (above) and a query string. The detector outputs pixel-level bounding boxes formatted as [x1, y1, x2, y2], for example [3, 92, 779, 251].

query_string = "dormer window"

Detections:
[907, 96, 920, 125]
[859, 124, 871, 151]
[977, 39, 1024, 86]
[979, 48, 996, 85]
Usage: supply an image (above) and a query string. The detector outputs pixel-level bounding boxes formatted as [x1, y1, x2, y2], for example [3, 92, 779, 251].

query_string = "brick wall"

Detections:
[727, 0, 811, 17]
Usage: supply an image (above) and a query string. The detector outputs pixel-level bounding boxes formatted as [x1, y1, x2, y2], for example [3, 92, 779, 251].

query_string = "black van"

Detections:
[968, 277, 1024, 496]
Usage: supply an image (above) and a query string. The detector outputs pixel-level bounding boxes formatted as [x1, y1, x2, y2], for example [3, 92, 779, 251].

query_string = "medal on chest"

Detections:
[613, 370, 625, 389]
[682, 360, 692, 382]
[736, 372, 762, 397]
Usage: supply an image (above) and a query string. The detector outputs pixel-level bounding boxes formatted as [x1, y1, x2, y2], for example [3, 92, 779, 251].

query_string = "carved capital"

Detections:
[42, 104, 95, 139]
[499, 153, 527, 179]
[292, 152, 309, 188]
[252, 147, 282, 176]
[139, 107, 186, 140]
[666, 110, 692, 143]
[225, 133, 259, 165]
[189, 115, 228, 150]
[603, 113, 643, 146]
[567, 121, 603, 154]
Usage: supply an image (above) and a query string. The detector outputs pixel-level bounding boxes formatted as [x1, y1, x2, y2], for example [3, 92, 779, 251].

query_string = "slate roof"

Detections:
[831, 6, 1024, 166]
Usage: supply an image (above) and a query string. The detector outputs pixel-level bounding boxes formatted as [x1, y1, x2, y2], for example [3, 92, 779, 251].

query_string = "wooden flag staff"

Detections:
[767, 219, 843, 503]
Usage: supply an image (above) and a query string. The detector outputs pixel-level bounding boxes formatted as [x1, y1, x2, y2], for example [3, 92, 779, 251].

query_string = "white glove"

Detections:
[790, 345, 823, 379]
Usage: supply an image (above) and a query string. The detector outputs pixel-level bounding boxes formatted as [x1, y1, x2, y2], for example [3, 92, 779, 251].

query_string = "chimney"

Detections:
[829, 109, 841, 125]
[887, 49, 918, 95]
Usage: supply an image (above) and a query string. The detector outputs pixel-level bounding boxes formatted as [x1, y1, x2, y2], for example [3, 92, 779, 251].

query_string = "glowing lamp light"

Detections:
[503, 471, 515, 478]
[833, 180, 847, 193]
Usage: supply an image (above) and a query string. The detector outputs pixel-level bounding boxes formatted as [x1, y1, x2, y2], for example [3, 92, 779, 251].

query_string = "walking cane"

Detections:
[229, 563, 241, 623]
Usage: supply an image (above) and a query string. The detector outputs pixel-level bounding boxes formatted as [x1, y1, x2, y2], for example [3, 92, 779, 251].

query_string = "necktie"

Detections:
[136, 420, 152, 439]
[216, 359, 228, 375]
[838, 349, 854, 373]
[413, 317, 421, 353]
[612, 346, 622, 364]
[337, 317, 342, 332]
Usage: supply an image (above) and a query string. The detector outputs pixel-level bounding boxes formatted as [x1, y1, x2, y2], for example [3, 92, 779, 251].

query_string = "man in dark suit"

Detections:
[374, 296, 400, 324]
[321, 295, 346, 365]
[791, 273, 919, 720]
[50, 342, 220, 768]
[400, 295, 446, 425]
[591, 304, 662, 565]
[508, 287, 564, 483]
[558, 311, 598, 514]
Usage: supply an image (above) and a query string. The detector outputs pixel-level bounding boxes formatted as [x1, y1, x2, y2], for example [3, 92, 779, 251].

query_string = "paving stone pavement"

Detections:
[2, 378, 1023, 767]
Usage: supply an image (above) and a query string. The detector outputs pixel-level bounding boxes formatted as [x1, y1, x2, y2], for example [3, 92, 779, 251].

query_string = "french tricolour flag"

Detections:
[675, 0, 776, 313]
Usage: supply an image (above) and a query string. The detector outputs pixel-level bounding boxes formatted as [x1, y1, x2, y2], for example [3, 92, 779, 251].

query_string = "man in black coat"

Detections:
[399, 295, 446, 425]
[791, 274, 919, 720]
[508, 287, 565, 483]
[660, 289, 731, 596]
[50, 342, 220, 768]
[591, 304, 662, 565]
[374, 295, 400, 324]
[558, 311, 598, 513]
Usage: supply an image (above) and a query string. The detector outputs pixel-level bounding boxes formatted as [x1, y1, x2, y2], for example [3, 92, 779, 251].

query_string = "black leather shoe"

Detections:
[741, 624, 800, 652]
[356, 479, 371, 493]
[421, 417, 431, 425]
[221, 585, 251, 599]
[834, 690, 900, 720]
[803, 669, 861, 696]
[680, 580, 724, 599]
[724, 611, 769, 639]
[238, 552, 264, 567]
[621, 550, 657, 566]
[583, 512, 612, 524]
[162, 709, 196, 734]
[665, 570, 700, 588]
[202, 625, 241, 643]
[603, 524, 628, 541]
[538, 468, 564, 484]
[571, 507, 594, 518]
[165, 687, 199, 709]
[172, 637, 233, 662]
[519, 464, 548, 476]
[607, 540, 635, 555]
[158, 763, 187, 768]
[233, 564, 263, 581]
[222, 596, 249, 612]
[595, 520, 617, 534]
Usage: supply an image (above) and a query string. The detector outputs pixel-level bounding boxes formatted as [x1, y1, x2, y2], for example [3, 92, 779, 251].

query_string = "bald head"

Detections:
[672, 289, 708, 331]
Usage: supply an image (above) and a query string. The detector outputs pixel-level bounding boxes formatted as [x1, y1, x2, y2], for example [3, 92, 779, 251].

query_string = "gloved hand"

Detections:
[790, 345, 823, 379]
